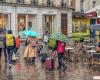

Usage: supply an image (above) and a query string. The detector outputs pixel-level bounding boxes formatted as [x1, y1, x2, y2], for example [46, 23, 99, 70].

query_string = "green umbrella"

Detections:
[50, 33, 68, 42]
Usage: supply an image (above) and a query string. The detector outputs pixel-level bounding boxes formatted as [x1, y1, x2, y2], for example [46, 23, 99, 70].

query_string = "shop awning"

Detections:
[85, 5, 100, 13]
[84, 11, 97, 18]
[84, 5, 100, 18]
[88, 24, 100, 31]
[72, 12, 84, 18]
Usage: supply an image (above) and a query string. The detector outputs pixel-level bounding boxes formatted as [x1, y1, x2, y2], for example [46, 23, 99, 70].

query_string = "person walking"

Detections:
[14, 35, 20, 57]
[42, 31, 50, 46]
[4, 30, 16, 69]
[57, 40, 67, 72]
[0, 29, 7, 63]
[23, 36, 38, 64]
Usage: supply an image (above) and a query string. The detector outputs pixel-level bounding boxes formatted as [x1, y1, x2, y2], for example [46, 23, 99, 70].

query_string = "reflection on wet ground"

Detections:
[0, 47, 100, 80]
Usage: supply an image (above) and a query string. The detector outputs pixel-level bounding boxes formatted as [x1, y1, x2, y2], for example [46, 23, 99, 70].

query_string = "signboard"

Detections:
[85, 12, 97, 18]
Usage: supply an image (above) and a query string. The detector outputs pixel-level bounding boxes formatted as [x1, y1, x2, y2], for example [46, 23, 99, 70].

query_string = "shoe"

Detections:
[5, 60, 7, 63]
[9, 64, 12, 70]
[63, 66, 67, 72]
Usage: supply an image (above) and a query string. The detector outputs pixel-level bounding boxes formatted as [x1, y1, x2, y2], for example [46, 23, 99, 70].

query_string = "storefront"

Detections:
[85, 11, 97, 38]
[0, 5, 72, 39]
[0, 13, 10, 30]
[17, 14, 36, 32]
[43, 15, 56, 34]
[61, 14, 67, 35]
[72, 12, 90, 37]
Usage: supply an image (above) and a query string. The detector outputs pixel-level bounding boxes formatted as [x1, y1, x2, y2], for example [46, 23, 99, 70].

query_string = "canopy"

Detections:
[85, 5, 100, 13]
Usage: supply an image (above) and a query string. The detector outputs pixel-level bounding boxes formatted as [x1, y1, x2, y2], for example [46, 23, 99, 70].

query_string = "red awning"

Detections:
[84, 12, 97, 18]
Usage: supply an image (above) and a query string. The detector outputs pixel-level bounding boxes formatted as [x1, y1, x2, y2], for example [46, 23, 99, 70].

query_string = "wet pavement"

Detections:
[0, 47, 100, 80]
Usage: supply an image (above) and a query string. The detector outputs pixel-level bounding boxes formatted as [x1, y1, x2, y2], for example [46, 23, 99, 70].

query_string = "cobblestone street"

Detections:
[0, 47, 100, 80]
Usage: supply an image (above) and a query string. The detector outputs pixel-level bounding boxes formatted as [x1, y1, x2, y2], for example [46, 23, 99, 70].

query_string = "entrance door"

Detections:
[90, 19, 96, 38]
[44, 15, 54, 34]
[61, 14, 67, 35]
[0, 14, 8, 30]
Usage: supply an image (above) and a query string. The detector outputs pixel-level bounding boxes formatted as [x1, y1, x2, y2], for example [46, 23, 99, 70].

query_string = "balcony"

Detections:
[0, 0, 69, 9]
[61, 2, 67, 8]
[17, 0, 24, 4]
[46, 0, 53, 7]
[31, 0, 38, 5]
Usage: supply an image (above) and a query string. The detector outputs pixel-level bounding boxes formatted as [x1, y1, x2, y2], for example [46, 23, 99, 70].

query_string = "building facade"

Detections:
[0, 0, 72, 38]
[69, 0, 100, 37]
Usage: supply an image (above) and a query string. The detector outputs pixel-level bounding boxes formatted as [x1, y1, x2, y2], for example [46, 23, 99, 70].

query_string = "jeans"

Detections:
[0, 48, 7, 62]
[7, 47, 13, 64]
[58, 53, 65, 68]
[0, 48, 2, 59]
[3, 48, 7, 62]
[14, 47, 19, 55]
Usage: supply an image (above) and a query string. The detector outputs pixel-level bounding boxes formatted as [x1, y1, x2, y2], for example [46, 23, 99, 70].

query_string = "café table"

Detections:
[65, 47, 74, 61]
[86, 50, 96, 65]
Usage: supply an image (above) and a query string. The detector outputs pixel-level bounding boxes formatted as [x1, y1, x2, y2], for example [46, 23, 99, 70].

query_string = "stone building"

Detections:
[0, 0, 72, 38]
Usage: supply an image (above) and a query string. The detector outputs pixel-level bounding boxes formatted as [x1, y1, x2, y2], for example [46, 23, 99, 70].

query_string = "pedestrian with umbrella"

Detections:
[50, 33, 68, 72]
[23, 30, 38, 64]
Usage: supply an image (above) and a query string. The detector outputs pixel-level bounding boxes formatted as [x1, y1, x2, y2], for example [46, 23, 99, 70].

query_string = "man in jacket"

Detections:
[4, 30, 16, 69]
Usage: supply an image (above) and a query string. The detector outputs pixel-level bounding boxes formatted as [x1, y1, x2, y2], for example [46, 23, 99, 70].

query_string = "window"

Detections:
[47, 0, 53, 6]
[61, 0, 66, 7]
[80, 0, 84, 12]
[93, 1, 96, 8]
[17, 0, 24, 4]
[0, 0, 4, 2]
[31, 0, 37, 5]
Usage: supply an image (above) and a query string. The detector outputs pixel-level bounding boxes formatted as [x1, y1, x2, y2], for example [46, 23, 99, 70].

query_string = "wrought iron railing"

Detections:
[0, 0, 68, 8]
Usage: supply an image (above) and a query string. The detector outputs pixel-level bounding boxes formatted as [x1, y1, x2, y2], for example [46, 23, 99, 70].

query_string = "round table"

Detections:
[86, 50, 96, 65]
[65, 47, 74, 61]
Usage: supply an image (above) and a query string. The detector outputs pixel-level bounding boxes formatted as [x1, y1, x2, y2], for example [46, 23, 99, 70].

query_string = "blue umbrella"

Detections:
[23, 30, 38, 37]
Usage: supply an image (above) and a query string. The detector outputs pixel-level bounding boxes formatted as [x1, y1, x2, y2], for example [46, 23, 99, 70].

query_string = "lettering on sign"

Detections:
[0, 6, 8, 12]
[24, 8, 32, 13]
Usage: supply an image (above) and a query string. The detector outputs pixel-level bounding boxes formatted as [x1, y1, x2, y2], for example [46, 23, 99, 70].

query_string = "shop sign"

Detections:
[24, 8, 32, 14]
[97, 18, 100, 24]
[0, 6, 8, 12]
[85, 12, 97, 18]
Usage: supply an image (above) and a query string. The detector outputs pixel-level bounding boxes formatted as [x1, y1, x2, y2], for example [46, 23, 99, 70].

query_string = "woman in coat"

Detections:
[23, 36, 38, 64]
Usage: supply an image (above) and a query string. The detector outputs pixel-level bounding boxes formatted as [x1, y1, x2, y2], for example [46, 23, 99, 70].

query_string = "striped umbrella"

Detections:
[50, 33, 69, 42]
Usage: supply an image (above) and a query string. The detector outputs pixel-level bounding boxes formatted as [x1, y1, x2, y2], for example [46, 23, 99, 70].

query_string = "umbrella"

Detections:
[23, 30, 38, 37]
[50, 33, 68, 42]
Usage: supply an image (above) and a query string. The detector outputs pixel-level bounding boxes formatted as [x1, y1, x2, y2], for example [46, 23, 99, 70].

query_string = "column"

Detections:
[67, 10, 72, 37]
[8, 13, 11, 30]
[11, 12, 18, 36]
[2, 14, 4, 29]
[37, 13, 43, 38]
[11, 12, 16, 36]
[26, 14, 28, 30]
[56, 10, 61, 32]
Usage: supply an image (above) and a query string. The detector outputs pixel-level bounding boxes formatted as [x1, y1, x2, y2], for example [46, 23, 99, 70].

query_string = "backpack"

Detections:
[6, 34, 14, 47]
[57, 41, 66, 53]
[43, 34, 49, 43]
[48, 38, 57, 50]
